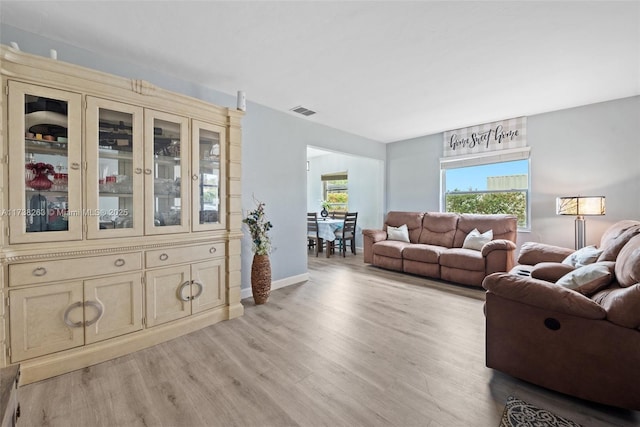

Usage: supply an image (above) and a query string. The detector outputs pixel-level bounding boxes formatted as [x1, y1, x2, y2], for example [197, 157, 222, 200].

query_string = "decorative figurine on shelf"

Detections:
[320, 200, 330, 218]
[25, 162, 55, 190]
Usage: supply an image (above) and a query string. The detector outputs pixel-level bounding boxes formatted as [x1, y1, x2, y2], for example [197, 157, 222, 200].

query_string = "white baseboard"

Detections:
[241, 272, 310, 300]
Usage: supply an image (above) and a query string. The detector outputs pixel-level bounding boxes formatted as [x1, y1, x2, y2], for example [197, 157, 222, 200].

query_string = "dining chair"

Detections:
[307, 212, 321, 256]
[334, 212, 357, 257]
[331, 211, 346, 220]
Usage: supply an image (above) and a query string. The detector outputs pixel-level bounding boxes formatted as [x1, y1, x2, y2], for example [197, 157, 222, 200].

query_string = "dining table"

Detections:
[316, 217, 343, 258]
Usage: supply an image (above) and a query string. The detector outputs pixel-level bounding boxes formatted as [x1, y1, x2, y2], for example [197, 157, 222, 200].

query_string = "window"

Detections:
[441, 149, 530, 228]
[321, 171, 348, 212]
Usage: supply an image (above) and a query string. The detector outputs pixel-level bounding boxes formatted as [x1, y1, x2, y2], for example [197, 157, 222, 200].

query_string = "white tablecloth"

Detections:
[317, 218, 343, 241]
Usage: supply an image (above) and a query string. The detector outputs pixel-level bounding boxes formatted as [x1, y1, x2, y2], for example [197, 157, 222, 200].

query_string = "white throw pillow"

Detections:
[562, 245, 603, 268]
[387, 224, 410, 242]
[556, 262, 613, 295]
[462, 228, 493, 251]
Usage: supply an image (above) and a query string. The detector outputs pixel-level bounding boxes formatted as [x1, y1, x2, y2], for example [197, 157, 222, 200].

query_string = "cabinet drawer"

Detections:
[146, 243, 225, 268]
[9, 252, 142, 287]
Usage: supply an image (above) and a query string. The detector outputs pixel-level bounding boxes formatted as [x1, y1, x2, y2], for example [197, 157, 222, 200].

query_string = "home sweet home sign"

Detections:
[443, 117, 527, 157]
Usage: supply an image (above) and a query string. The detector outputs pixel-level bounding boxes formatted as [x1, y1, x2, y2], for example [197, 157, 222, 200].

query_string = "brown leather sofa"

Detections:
[362, 211, 518, 287]
[483, 220, 640, 410]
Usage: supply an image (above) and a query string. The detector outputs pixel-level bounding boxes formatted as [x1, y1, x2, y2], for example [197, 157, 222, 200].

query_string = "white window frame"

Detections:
[440, 147, 531, 230]
[321, 171, 348, 212]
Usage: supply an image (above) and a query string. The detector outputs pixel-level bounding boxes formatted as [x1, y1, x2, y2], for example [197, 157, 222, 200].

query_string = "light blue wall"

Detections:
[526, 96, 640, 247]
[241, 103, 384, 284]
[386, 133, 441, 212]
[386, 96, 640, 249]
[2, 25, 386, 293]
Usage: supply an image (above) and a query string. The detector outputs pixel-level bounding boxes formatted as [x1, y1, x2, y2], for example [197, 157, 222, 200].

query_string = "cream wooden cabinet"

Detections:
[145, 259, 225, 327]
[7, 81, 83, 244]
[85, 97, 145, 239]
[0, 45, 244, 384]
[8, 272, 142, 362]
[191, 120, 226, 232]
[144, 109, 190, 235]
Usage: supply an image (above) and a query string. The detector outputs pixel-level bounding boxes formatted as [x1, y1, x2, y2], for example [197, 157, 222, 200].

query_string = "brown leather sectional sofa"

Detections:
[362, 211, 518, 287]
[483, 219, 640, 410]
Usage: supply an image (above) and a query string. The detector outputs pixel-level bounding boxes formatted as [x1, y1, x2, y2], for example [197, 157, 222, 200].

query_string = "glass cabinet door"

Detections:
[191, 120, 226, 231]
[144, 110, 189, 234]
[85, 97, 144, 239]
[7, 81, 82, 243]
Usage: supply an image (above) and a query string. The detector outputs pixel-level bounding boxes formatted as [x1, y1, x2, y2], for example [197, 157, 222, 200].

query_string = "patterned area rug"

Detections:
[500, 396, 581, 427]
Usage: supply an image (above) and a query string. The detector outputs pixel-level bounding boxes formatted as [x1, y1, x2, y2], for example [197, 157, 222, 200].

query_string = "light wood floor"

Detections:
[17, 253, 640, 426]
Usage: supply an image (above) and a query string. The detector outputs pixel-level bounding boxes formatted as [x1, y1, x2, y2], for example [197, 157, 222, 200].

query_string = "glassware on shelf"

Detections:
[52, 173, 68, 191]
[114, 175, 132, 194]
[104, 175, 116, 193]
[24, 153, 36, 183]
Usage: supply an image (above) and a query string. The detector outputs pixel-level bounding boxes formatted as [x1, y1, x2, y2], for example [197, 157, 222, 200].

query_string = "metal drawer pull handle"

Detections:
[135, 167, 143, 174]
[32, 267, 47, 277]
[70, 162, 80, 170]
[144, 168, 152, 175]
[159, 253, 169, 261]
[84, 300, 104, 326]
[177, 281, 191, 301]
[114, 258, 126, 267]
[209, 247, 216, 254]
[63, 302, 84, 328]
[192, 280, 204, 299]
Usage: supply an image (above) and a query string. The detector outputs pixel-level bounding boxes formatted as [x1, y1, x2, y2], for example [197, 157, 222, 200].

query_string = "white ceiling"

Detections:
[2, 1, 638, 143]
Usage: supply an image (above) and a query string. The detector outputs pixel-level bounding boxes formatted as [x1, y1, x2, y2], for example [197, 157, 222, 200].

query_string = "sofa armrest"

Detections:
[482, 272, 606, 319]
[482, 239, 517, 275]
[517, 241, 574, 265]
[481, 239, 516, 256]
[362, 229, 387, 263]
[362, 229, 387, 243]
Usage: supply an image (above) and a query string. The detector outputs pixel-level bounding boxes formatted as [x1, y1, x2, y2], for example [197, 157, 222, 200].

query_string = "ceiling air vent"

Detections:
[290, 106, 316, 116]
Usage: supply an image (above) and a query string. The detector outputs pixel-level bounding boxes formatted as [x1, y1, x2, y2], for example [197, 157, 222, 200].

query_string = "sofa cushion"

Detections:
[562, 245, 603, 268]
[387, 224, 410, 242]
[372, 240, 412, 259]
[530, 262, 576, 282]
[556, 262, 615, 296]
[518, 242, 574, 265]
[462, 228, 493, 251]
[453, 214, 517, 248]
[403, 244, 446, 264]
[592, 283, 640, 329]
[440, 248, 485, 271]
[384, 211, 424, 243]
[615, 233, 640, 288]
[598, 225, 640, 262]
[418, 212, 458, 247]
[598, 220, 640, 252]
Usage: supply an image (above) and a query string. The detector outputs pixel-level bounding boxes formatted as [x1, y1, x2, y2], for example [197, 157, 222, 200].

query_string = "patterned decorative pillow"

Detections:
[387, 224, 410, 242]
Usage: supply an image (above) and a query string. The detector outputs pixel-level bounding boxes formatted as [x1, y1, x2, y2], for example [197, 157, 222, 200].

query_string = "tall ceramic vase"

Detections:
[251, 254, 271, 304]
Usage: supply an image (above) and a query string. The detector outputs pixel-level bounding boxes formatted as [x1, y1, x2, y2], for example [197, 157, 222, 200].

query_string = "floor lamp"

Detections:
[556, 196, 606, 249]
